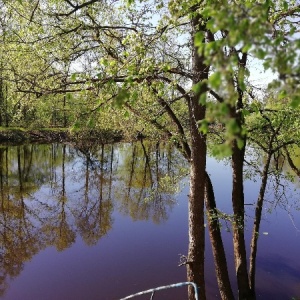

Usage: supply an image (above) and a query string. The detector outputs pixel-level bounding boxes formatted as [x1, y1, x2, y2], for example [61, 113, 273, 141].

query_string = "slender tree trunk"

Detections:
[0, 74, 3, 127]
[205, 172, 235, 300]
[5, 84, 8, 127]
[63, 94, 67, 127]
[0, 149, 4, 206]
[231, 141, 254, 300]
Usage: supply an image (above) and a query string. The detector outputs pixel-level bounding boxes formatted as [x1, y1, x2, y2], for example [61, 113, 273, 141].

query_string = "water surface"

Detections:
[0, 142, 299, 299]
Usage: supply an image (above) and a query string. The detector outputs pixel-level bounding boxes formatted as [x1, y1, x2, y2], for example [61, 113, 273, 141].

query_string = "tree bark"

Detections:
[187, 101, 206, 300]
[231, 140, 254, 300]
[186, 13, 209, 300]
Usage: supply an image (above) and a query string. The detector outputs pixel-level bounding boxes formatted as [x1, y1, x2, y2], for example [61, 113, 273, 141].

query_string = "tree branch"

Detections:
[59, 0, 102, 16]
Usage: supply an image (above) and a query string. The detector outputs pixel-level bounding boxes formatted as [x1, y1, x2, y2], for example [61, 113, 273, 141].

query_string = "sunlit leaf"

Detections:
[211, 144, 233, 158]
[192, 82, 202, 94]
[199, 119, 208, 134]
[209, 72, 222, 89]
[199, 93, 206, 105]
[194, 32, 205, 47]
[291, 95, 300, 108]
[237, 138, 244, 150]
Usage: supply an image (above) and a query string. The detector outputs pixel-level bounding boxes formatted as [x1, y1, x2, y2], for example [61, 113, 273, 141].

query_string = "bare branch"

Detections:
[29, 0, 40, 23]
[59, 0, 103, 16]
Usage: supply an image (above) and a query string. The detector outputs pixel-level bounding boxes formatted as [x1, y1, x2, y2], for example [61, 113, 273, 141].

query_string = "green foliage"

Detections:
[291, 95, 300, 109]
[211, 143, 233, 158]
[208, 72, 222, 90]
[0, 0, 299, 157]
[115, 89, 130, 108]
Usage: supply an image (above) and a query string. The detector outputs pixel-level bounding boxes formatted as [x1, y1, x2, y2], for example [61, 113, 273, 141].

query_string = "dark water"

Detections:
[0, 142, 299, 300]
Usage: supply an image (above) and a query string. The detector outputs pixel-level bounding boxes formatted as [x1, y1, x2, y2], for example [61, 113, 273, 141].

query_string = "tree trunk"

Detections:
[187, 103, 206, 300]
[231, 141, 254, 300]
[186, 13, 209, 299]
[0, 74, 3, 127]
[205, 172, 235, 300]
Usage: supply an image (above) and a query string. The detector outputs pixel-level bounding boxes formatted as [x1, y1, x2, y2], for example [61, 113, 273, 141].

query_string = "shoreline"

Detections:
[0, 128, 124, 145]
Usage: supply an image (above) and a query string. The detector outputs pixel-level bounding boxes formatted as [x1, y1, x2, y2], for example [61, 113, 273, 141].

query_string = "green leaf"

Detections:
[256, 49, 266, 59]
[115, 89, 130, 107]
[242, 108, 250, 117]
[220, 103, 229, 115]
[194, 32, 205, 47]
[291, 95, 300, 108]
[199, 93, 206, 105]
[211, 144, 233, 158]
[209, 72, 222, 89]
[278, 90, 287, 100]
[66, 93, 73, 101]
[71, 73, 77, 81]
[242, 44, 251, 53]
[192, 82, 201, 94]
[124, 110, 130, 118]
[227, 118, 240, 135]
[199, 119, 208, 134]
[100, 58, 108, 66]
[263, 59, 271, 70]
[238, 69, 246, 91]
[127, 0, 134, 6]
[237, 138, 245, 149]
[70, 121, 80, 133]
[162, 64, 171, 71]
[206, 19, 219, 33]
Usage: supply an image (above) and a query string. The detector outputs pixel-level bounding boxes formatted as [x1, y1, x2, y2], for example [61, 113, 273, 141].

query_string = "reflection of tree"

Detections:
[247, 111, 300, 292]
[0, 146, 43, 296]
[0, 141, 188, 296]
[0, 144, 75, 295]
[43, 145, 75, 251]
[115, 141, 187, 224]
[75, 144, 113, 245]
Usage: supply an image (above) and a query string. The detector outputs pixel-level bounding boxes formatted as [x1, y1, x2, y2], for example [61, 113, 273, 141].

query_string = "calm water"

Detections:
[0, 142, 299, 300]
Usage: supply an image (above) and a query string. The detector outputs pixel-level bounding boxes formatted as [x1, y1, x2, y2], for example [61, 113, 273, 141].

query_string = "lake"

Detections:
[0, 142, 299, 299]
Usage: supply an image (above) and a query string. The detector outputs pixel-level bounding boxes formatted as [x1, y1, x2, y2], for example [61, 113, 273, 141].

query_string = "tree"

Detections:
[1, 0, 300, 299]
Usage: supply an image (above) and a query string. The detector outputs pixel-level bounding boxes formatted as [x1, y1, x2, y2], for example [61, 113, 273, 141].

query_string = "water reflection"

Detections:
[0, 141, 187, 297]
[0, 142, 300, 299]
[116, 142, 184, 223]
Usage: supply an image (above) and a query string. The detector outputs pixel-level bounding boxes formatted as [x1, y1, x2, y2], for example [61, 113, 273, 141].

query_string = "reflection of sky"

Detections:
[2, 145, 300, 300]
